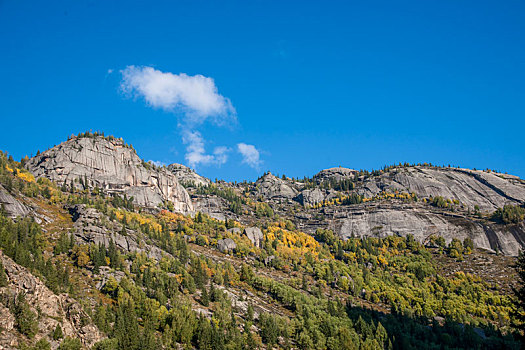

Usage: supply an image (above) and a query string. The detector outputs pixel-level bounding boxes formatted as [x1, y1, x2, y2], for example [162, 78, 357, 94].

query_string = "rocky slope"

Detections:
[25, 136, 193, 214]
[0, 251, 104, 349]
[0, 184, 30, 218]
[356, 166, 525, 212]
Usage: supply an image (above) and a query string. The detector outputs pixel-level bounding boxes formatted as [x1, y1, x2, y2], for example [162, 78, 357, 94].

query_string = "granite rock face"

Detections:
[0, 251, 104, 349]
[357, 167, 525, 212]
[68, 204, 167, 261]
[243, 227, 263, 248]
[298, 202, 525, 256]
[0, 185, 30, 218]
[168, 163, 210, 187]
[25, 136, 193, 213]
[314, 167, 357, 183]
[296, 188, 325, 207]
[217, 238, 237, 253]
[255, 173, 298, 201]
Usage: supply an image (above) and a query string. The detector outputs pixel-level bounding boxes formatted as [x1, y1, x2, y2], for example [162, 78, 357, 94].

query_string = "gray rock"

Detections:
[217, 238, 236, 253]
[296, 188, 325, 206]
[255, 173, 298, 200]
[0, 185, 30, 218]
[168, 163, 210, 187]
[357, 167, 525, 212]
[314, 167, 357, 183]
[193, 195, 229, 221]
[319, 202, 525, 256]
[25, 136, 193, 213]
[228, 227, 242, 234]
[68, 204, 167, 261]
[244, 227, 263, 248]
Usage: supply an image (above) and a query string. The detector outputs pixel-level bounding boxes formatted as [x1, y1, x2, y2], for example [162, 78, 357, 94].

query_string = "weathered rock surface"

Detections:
[25, 136, 193, 213]
[193, 195, 230, 221]
[0, 185, 30, 218]
[296, 188, 325, 206]
[243, 227, 263, 248]
[357, 167, 525, 212]
[255, 173, 298, 201]
[217, 238, 236, 253]
[68, 204, 167, 261]
[0, 251, 104, 349]
[299, 202, 525, 256]
[168, 163, 210, 187]
[314, 167, 357, 183]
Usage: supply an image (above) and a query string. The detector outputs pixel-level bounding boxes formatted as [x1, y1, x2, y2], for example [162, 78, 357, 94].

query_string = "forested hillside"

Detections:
[0, 134, 524, 349]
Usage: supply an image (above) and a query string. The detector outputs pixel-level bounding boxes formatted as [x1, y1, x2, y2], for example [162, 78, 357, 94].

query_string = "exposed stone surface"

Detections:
[0, 185, 30, 218]
[314, 167, 357, 182]
[298, 202, 525, 256]
[217, 238, 236, 253]
[228, 227, 242, 234]
[357, 167, 525, 212]
[193, 195, 230, 221]
[255, 173, 298, 201]
[0, 251, 104, 349]
[168, 163, 210, 187]
[243, 227, 263, 248]
[68, 204, 167, 261]
[25, 136, 193, 213]
[296, 188, 325, 206]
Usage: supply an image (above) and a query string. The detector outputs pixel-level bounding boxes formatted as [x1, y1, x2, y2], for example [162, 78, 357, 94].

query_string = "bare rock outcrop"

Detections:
[25, 136, 193, 213]
[68, 204, 167, 261]
[358, 167, 525, 212]
[313, 203, 525, 256]
[314, 167, 357, 183]
[0, 185, 30, 218]
[243, 227, 263, 248]
[296, 188, 325, 207]
[217, 238, 236, 253]
[255, 173, 298, 201]
[168, 163, 210, 187]
[0, 251, 104, 349]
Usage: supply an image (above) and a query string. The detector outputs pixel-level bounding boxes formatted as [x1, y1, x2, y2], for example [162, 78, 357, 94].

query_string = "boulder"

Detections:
[217, 238, 236, 253]
[244, 227, 263, 248]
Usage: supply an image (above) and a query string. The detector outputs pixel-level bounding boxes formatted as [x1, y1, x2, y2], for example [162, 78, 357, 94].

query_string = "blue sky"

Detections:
[1, 0, 524, 181]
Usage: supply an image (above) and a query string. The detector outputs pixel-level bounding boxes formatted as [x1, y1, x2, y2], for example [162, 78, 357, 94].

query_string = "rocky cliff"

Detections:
[356, 166, 525, 212]
[25, 136, 193, 214]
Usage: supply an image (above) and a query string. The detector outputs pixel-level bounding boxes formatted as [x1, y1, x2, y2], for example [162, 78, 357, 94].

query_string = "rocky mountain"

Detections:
[1, 133, 524, 348]
[25, 135, 193, 214]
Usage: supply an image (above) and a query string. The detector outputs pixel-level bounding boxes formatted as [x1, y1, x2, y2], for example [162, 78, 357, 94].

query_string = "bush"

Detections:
[492, 205, 525, 224]
[58, 337, 82, 350]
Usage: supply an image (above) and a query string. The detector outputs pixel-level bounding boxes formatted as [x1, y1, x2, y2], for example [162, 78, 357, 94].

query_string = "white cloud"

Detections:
[183, 130, 230, 168]
[120, 65, 236, 127]
[237, 143, 261, 170]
